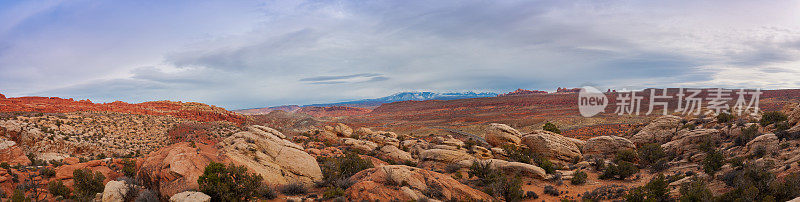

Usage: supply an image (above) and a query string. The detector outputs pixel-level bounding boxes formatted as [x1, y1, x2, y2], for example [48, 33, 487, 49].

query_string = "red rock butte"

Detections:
[0, 94, 245, 124]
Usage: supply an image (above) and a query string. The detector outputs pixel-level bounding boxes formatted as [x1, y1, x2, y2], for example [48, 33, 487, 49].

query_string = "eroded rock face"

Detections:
[662, 129, 721, 156]
[785, 103, 800, 127]
[102, 181, 129, 202]
[521, 130, 582, 163]
[56, 159, 119, 188]
[220, 125, 322, 186]
[456, 159, 547, 179]
[419, 149, 474, 164]
[583, 136, 636, 159]
[0, 142, 30, 166]
[629, 115, 683, 145]
[169, 191, 211, 202]
[138, 142, 226, 198]
[344, 165, 493, 201]
[332, 123, 353, 138]
[342, 138, 378, 153]
[379, 145, 415, 164]
[746, 134, 779, 156]
[485, 123, 522, 147]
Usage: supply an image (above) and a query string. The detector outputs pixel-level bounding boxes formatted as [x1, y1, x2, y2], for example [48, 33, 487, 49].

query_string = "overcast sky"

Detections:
[1, 0, 799, 109]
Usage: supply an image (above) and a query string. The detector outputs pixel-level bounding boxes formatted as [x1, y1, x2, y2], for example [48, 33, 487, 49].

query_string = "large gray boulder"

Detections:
[169, 191, 211, 202]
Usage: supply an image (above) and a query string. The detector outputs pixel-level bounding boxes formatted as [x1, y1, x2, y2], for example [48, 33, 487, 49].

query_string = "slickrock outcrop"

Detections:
[342, 138, 378, 153]
[170, 191, 211, 202]
[344, 165, 493, 201]
[746, 134, 779, 156]
[360, 130, 400, 147]
[330, 123, 353, 137]
[456, 159, 547, 179]
[485, 123, 522, 147]
[138, 142, 226, 198]
[220, 125, 323, 186]
[419, 149, 475, 164]
[785, 103, 800, 127]
[0, 141, 30, 165]
[102, 180, 130, 202]
[56, 160, 118, 187]
[379, 145, 415, 164]
[401, 139, 430, 156]
[521, 130, 582, 163]
[583, 136, 636, 159]
[629, 115, 683, 145]
[662, 129, 721, 156]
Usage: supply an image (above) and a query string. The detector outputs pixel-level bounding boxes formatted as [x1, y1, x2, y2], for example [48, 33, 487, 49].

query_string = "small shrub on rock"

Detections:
[73, 168, 105, 199]
[322, 187, 345, 199]
[319, 152, 373, 188]
[625, 174, 669, 202]
[717, 113, 735, 123]
[760, 111, 787, 126]
[543, 185, 559, 196]
[47, 180, 71, 199]
[543, 122, 561, 134]
[678, 179, 712, 202]
[121, 158, 136, 178]
[614, 149, 639, 164]
[736, 124, 760, 146]
[468, 160, 498, 186]
[571, 170, 587, 185]
[703, 149, 725, 175]
[280, 183, 307, 196]
[197, 162, 265, 201]
[39, 167, 55, 178]
[524, 191, 539, 199]
[490, 174, 524, 202]
[600, 161, 638, 180]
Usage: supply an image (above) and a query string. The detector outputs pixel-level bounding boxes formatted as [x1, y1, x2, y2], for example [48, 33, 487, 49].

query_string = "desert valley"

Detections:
[1, 89, 800, 201]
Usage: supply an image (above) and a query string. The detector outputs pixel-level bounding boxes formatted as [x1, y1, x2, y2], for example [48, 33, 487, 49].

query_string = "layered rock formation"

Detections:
[219, 125, 323, 186]
[485, 123, 522, 147]
[344, 165, 493, 201]
[521, 130, 582, 163]
[583, 136, 636, 159]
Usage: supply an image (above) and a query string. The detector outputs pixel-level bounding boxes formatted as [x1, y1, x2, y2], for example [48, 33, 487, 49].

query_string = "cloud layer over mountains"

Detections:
[1, 0, 799, 109]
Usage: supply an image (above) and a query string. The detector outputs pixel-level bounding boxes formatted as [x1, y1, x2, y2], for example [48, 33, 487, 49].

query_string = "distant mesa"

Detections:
[498, 89, 548, 96]
[235, 91, 497, 115]
[0, 93, 245, 124]
[556, 87, 581, 93]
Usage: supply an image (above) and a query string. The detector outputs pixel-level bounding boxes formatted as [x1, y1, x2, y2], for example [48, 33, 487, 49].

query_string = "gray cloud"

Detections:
[2, 0, 800, 109]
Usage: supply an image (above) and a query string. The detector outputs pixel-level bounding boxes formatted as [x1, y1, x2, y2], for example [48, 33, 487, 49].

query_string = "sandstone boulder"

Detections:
[630, 115, 683, 145]
[138, 142, 226, 198]
[332, 123, 353, 137]
[401, 139, 430, 156]
[0, 144, 30, 166]
[746, 134, 779, 156]
[419, 149, 474, 164]
[169, 191, 211, 202]
[379, 145, 415, 164]
[785, 103, 800, 127]
[344, 165, 493, 201]
[485, 123, 522, 147]
[220, 125, 322, 186]
[662, 129, 721, 156]
[102, 181, 129, 202]
[583, 136, 636, 159]
[342, 138, 378, 153]
[521, 130, 582, 163]
[456, 159, 547, 179]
